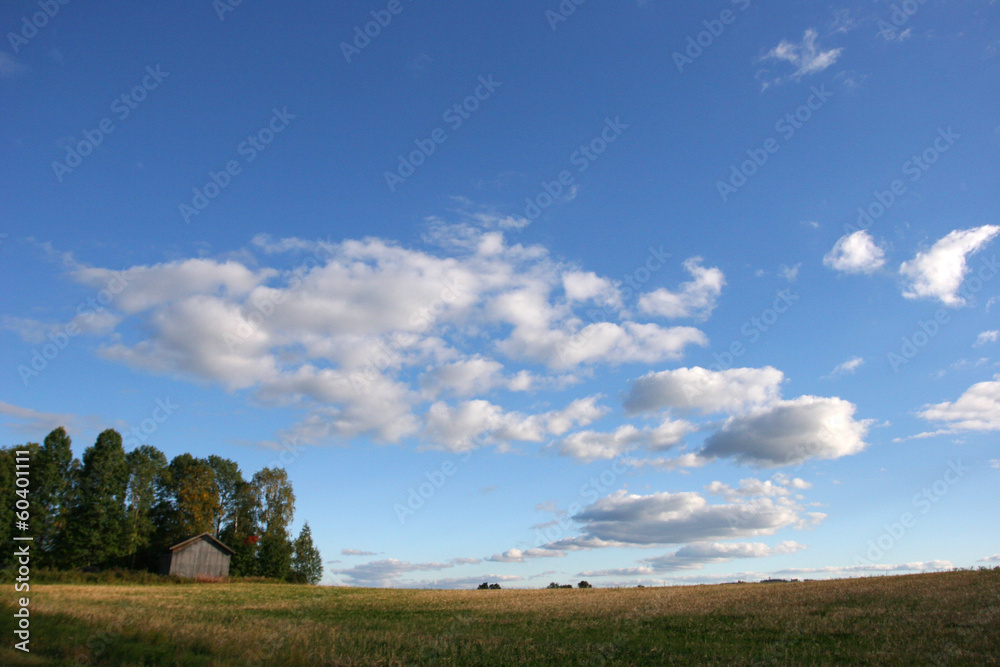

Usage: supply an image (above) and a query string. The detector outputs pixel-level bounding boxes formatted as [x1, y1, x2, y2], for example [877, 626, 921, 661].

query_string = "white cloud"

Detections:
[917, 374, 1000, 432]
[3, 310, 122, 343]
[705, 475, 811, 501]
[760, 29, 843, 87]
[700, 396, 871, 466]
[827, 356, 865, 378]
[624, 366, 784, 415]
[774, 561, 954, 576]
[341, 549, 378, 556]
[329, 558, 452, 587]
[880, 26, 912, 43]
[990, 460, 1000, 470]
[780, 264, 801, 282]
[73, 258, 274, 315]
[562, 271, 621, 309]
[637, 540, 806, 572]
[420, 356, 505, 397]
[823, 231, 886, 274]
[900, 225, 1000, 306]
[553, 419, 694, 462]
[976, 331, 1000, 346]
[0, 401, 102, 437]
[485, 548, 565, 563]
[500, 320, 707, 369]
[978, 554, 1000, 562]
[638, 257, 725, 321]
[422, 396, 607, 452]
[546, 487, 822, 548]
[578, 540, 805, 577]
[53, 224, 714, 448]
[450, 557, 482, 565]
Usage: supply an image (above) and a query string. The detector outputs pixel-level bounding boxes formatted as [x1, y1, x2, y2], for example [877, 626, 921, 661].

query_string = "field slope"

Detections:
[2, 568, 998, 665]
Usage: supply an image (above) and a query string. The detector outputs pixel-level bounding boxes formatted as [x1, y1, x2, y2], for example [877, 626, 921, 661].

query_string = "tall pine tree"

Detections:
[34, 428, 77, 566]
[64, 429, 128, 568]
[290, 522, 323, 584]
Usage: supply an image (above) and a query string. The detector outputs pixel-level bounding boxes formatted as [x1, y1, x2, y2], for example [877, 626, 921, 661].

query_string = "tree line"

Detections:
[0, 427, 322, 584]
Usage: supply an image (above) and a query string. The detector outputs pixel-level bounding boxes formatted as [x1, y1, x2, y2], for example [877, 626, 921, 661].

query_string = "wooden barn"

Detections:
[159, 533, 234, 579]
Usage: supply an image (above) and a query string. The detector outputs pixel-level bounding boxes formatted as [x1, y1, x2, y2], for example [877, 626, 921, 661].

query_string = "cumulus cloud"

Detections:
[705, 474, 812, 501]
[916, 374, 1000, 432]
[72, 259, 274, 315]
[823, 231, 886, 274]
[47, 223, 713, 448]
[546, 487, 823, 549]
[562, 271, 622, 309]
[420, 356, 506, 398]
[900, 225, 1000, 306]
[624, 366, 784, 415]
[553, 419, 694, 462]
[700, 396, 871, 467]
[638, 257, 725, 320]
[500, 319, 707, 370]
[485, 548, 565, 563]
[423, 396, 607, 452]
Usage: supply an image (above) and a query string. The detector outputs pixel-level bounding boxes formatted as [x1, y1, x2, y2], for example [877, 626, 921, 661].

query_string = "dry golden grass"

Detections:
[2, 568, 998, 665]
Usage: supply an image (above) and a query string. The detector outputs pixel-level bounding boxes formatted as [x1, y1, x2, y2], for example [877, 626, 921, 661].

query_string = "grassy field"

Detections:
[2, 568, 998, 666]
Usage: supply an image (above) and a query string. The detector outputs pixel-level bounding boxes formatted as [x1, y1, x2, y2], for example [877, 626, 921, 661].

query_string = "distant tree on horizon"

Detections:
[290, 522, 323, 584]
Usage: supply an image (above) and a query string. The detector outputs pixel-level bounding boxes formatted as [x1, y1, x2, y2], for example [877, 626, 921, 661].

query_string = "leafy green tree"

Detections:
[257, 526, 293, 580]
[251, 467, 295, 536]
[220, 479, 260, 576]
[0, 443, 39, 569]
[0, 447, 13, 567]
[290, 522, 323, 584]
[208, 455, 244, 537]
[125, 445, 167, 568]
[34, 428, 77, 566]
[153, 454, 219, 546]
[64, 429, 129, 568]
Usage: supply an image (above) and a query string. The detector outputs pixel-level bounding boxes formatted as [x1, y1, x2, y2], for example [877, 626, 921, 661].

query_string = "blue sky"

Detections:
[2, 0, 999, 587]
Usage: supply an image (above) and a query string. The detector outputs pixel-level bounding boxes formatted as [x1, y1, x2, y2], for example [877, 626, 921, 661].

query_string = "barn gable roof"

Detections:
[168, 532, 235, 555]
